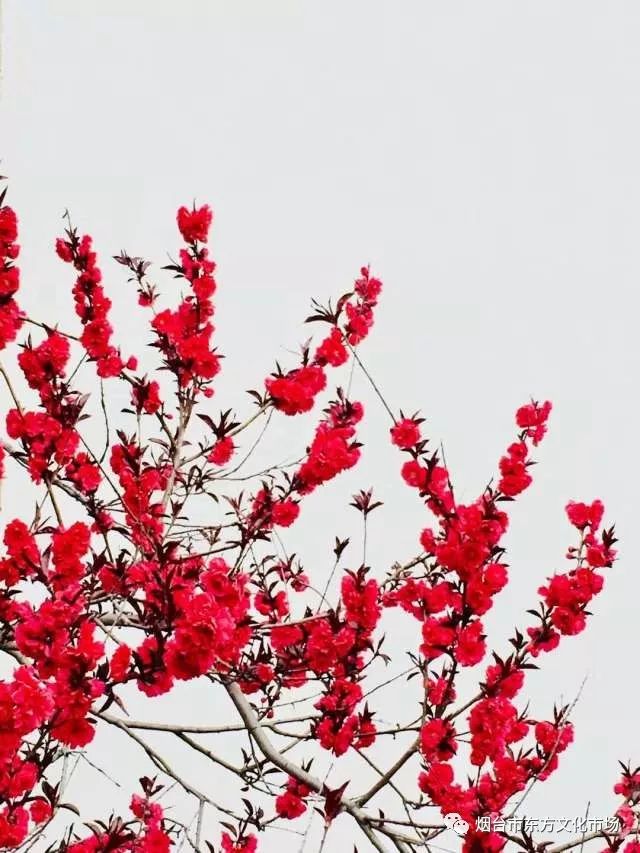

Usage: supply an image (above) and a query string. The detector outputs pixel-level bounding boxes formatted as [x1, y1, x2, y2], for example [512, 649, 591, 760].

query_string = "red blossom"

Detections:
[132, 379, 163, 415]
[265, 364, 326, 416]
[315, 327, 348, 367]
[208, 436, 235, 465]
[515, 400, 552, 445]
[275, 777, 311, 819]
[177, 204, 213, 244]
[271, 498, 300, 527]
[390, 417, 421, 449]
[566, 499, 605, 531]
[0, 203, 23, 350]
[420, 718, 458, 762]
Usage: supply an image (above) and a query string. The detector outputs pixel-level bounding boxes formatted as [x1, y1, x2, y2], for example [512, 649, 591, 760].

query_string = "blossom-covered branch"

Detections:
[0, 183, 632, 853]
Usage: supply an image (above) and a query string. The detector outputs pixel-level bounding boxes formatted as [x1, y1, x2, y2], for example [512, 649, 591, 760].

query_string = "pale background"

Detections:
[1, 2, 639, 851]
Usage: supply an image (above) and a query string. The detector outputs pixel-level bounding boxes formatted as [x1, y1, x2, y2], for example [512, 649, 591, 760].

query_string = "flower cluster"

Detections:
[0, 667, 54, 847]
[265, 364, 326, 416]
[265, 570, 380, 757]
[0, 203, 22, 350]
[386, 404, 553, 682]
[414, 506, 616, 852]
[6, 407, 79, 484]
[314, 326, 348, 367]
[343, 266, 382, 345]
[0, 519, 40, 587]
[311, 570, 380, 756]
[10, 328, 103, 491]
[497, 401, 552, 496]
[131, 377, 162, 416]
[150, 204, 219, 393]
[109, 439, 167, 554]
[314, 678, 374, 756]
[382, 398, 621, 851]
[247, 489, 300, 533]
[17, 331, 69, 398]
[107, 556, 252, 697]
[0, 543, 112, 848]
[275, 776, 311, 819]
[56, 231, 132, 378]
[528, 499, 616, 653]
[265, 267, 382, 416]
[163, 565, 251, 682]
[62, 787, 173, 853]
[0, 187, 628, 853]
[293, 395, 363, 494]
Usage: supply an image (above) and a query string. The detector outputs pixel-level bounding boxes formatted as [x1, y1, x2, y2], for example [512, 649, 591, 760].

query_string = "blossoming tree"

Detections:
[0, 180, 636, 853]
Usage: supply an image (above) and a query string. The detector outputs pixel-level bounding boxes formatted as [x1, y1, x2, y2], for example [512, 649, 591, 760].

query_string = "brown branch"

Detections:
[225, 681, 425, 849]
[355, 736, 420, 807]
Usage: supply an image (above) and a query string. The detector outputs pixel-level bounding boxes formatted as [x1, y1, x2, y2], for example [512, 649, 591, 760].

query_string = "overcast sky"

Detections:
[2, 2, 640, 852]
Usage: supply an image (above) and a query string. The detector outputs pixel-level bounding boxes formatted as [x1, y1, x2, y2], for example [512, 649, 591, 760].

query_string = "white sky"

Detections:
[2, 2, 640, 851]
